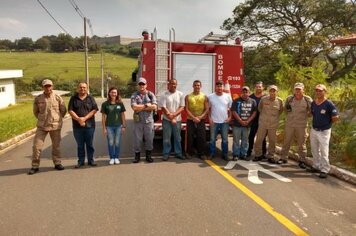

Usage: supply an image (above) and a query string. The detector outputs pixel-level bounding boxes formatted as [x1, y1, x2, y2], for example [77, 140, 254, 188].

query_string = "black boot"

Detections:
[133, 152, 140, 163]
[146, 150, 153, 163]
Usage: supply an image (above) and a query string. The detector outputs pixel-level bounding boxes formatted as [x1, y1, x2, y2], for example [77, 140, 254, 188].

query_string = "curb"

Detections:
[0, 114, 71, 155]
[275, 146, 356, 185]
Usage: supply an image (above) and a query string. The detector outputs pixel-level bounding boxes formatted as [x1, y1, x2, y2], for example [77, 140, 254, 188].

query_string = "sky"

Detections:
[0, 0, 242, 42]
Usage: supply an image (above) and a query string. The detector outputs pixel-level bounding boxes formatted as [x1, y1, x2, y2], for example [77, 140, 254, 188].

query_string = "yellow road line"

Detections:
[206, 160, 308, 236]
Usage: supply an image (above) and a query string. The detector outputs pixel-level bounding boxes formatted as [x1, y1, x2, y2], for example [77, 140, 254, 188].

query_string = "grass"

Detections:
[0, 101, 36, 142]
[0, 51, 137, 84]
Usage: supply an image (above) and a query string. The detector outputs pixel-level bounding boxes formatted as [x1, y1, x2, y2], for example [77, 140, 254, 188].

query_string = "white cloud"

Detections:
[0, 18, 26, 32]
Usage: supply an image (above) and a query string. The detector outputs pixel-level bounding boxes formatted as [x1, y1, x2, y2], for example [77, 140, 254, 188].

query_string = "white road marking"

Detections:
[293, 201, 308, 218]
[223, 160, 292, 184]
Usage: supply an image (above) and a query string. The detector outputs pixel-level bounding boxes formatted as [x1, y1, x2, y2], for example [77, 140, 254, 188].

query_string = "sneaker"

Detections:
[298, 161, 307, 169]
[88, 162, 97, 167]
[267, 158, 277, 164]
[199, 155, 207, 160]
[306, 166, 320, 173]
[28, 168, 39, 175]
[114, 158, 120, 164]
[319, 172, 328, 178]
[186, 153, 193, 160]
[75, 163, 84, 169]
[253, 155, 264, 162]
[232, 155, 238, 161]
[243, 155, 251, 161]
[209, 155, 215, 160]
[175, 155, 186, 160]
[109, 159, 115, 165]
[276, 159, 287, 164]
[162, 155, 169, 161]
[222, 155, 230, 161]
[54, 164, 65, 171]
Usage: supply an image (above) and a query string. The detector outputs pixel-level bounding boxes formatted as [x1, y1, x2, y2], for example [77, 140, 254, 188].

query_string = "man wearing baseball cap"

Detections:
[278, 82, 312, 167]
[253, 85, 283, 163]
[308, 84, 338, 178]
[130, 77, 157, 163]
[28, 79, 67, 175]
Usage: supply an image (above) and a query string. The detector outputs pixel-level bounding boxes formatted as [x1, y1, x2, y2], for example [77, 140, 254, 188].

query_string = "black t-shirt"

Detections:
[68, 93, 98, 129]
[249, 93, 264, 125]
[231, 97, 257, 127]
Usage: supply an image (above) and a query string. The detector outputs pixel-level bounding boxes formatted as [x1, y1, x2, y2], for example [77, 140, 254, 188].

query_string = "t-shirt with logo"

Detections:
[311, 99, 338, 130]
[231, 97, 257, 127]
[101, 101, 126, 127]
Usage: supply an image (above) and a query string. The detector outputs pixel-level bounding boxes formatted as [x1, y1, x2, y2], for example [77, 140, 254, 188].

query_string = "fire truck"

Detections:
[135, 29, 245, 142]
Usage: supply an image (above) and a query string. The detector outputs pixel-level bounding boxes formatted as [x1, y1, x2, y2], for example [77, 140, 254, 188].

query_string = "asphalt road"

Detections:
[0, 98, 355, 236]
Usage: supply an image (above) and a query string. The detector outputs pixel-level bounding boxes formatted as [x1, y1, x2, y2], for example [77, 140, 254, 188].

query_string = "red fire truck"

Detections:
[136, 29, 245, 140]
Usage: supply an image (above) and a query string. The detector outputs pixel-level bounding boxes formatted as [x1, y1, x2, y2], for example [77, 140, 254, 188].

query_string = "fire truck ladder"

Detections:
[155, 39, 171, 96]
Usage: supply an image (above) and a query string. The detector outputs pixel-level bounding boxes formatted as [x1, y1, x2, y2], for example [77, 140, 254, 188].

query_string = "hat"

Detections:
[268, 85, 278, 91]
[294, 82, 304, 89]
[216, 80, 224, 86]
[42, 79, 53, 86]
[138, 77, 147, 85]
[241, 86, 250, 91]
[315, 84, 327, 91]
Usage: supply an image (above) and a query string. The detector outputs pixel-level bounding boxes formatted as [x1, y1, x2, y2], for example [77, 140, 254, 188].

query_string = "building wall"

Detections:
[0, 79, 16, 109]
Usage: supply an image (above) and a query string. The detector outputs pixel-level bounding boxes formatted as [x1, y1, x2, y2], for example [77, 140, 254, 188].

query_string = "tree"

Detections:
[50, 33, 75, 52]
[16, 37, 34, 50]
[34, 37, 50, 50]
[0, 39, 14, 50]
[222, 0, 356, 81]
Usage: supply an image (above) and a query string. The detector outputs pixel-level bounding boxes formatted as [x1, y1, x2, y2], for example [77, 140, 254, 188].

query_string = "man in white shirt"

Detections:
[208, 80, 232, 160]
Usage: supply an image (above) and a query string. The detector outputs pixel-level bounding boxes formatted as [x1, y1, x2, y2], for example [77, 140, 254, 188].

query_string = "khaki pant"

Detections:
[280, 127, 308, 161]
[32, 129, 62, 168]
[254, 125, 277, 158]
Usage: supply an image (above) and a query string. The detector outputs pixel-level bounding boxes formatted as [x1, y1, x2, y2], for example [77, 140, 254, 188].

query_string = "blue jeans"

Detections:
[232, 126, 250, 156]
[162, 119, 182, 157]
[106, 126, 122, 160]
[210, 122, 229, 156]
[73, 127, 95, 164]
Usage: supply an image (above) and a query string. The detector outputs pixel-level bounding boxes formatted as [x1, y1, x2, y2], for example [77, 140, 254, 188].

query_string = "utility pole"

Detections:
[84, 17, 89, 92]
[101, 51, 104, 98]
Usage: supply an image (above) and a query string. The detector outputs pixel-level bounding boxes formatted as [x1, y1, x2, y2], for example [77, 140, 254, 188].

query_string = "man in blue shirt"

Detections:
[309, 84, 339, 178]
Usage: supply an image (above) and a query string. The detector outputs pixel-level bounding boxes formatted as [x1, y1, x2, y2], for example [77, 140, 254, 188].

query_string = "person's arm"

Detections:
[102, 113, 107, 135]
[121, 112, 126, 133]
[33, 98, 39, 119]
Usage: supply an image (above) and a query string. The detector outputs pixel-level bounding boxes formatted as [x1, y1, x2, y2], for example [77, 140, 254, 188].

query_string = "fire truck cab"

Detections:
[136, 29, 245, 141]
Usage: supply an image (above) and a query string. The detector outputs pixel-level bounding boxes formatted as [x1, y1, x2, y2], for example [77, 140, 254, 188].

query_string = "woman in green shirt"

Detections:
[101, 87, 126, 165]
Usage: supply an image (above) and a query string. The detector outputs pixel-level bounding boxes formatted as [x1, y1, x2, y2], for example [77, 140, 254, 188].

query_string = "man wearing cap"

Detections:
[278, 82, 312, 167]
[160, 79, 185, 161]
[253, 85, 283, 163]
[248, 81, 267, 158]
[309, 84, 338, 178]
[131, 77, 157, 163]
[68, 82, 98, 168]
[231, 86, 257, 161]
[208, 80, 232, 160]
[28, 79, 67, 175]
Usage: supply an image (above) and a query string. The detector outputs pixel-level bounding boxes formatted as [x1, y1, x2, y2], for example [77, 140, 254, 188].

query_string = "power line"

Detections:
[68, 0, 94, 36]
[36, 0, 69, 34]
[68, 0, 85, 19]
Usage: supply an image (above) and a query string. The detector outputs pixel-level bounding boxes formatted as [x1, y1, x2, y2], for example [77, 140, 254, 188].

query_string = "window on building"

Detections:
[0, 86, 5, 93]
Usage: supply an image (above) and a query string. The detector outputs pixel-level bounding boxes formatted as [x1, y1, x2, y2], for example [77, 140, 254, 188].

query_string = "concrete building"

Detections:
[0, 70, 23, 109]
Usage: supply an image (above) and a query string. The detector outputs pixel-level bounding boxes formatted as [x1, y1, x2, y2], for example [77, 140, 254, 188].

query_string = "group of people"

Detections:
[28, 78, 338, 179]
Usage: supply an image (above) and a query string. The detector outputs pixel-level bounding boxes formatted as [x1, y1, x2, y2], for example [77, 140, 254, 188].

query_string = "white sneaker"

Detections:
[109, 159, 115, 165]
[114, 158, 120, 164]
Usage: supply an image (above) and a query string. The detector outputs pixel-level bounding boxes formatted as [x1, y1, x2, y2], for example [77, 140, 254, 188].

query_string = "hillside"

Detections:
[0, 51, 137, 95]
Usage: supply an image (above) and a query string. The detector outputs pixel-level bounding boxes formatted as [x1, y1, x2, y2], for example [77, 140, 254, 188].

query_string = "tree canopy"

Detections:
[222, 0, 356, 82]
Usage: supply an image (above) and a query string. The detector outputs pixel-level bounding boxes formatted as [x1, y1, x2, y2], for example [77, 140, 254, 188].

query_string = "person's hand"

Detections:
[171, 118, 177, 125]
[121, 127, 126, 134]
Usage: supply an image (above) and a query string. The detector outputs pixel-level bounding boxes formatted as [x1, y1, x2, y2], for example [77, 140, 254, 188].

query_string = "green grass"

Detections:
[0, 101, 36, 142]
[0, 51, 137, 83]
